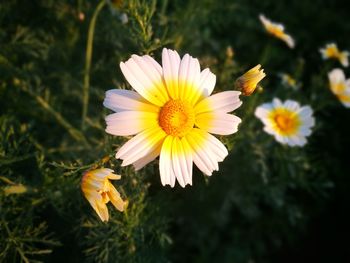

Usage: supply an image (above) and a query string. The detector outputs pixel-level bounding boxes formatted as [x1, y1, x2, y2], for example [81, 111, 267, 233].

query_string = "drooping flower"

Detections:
[328, 68, 350, 107]
[259, 14, 295, 48]
[104, 48, 243, 187]
[320, 43, 349, 67]
[235, 64, 266, 96]
[81, 168, 127, 221]
[280, 73, 299, 90]
[255, 99, 315, 146]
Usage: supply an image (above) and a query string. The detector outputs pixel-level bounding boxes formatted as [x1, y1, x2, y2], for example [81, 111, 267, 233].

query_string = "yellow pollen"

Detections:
[159, 100, 195, 137]
[273, 110, 300, 135]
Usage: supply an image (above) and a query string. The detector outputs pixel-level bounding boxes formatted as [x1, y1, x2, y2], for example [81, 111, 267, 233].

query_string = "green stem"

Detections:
[21, 85, 88, 144]
[81, 0, 106, 130]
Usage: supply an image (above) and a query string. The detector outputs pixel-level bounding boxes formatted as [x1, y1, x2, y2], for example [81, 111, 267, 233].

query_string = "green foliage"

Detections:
[0, 0, 349, 262]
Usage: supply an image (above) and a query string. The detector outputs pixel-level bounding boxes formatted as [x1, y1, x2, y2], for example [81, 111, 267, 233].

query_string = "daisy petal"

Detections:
[162, 48, 181, 99]
[171, 137, 192, 187]
[159, 136, 176, 187]
[120, 56, 167, 106]
[195, 112, 242, 135]
[186, 129, 219, 176]
[105, 111, 158, 136]
[284, 100, 300, 111]
[195, 91, 242, 114]
[103, 89, 159, 113]
[178, 54, 201, 103]
[116, 127, 167, 165]
[199, 68, 216, 97]
[133, 143, 162, 171]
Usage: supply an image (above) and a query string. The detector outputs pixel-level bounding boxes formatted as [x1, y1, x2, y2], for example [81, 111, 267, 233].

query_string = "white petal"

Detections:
[283, 35, 295, 48]
[299, 126, 312, 136]
[284, 100, 300, 111]
[162, 48, 181, 99]
[178, 54, 201, 102]
[159, 136, 176, 187]
[301, 116, 315, 128]
[196, 113, 241, 135]
[298, 106, 313, 118]
[294, 135, 307, 146]
[328, 68, 346, 84]
[103, 89, 158, 113]
[198, 68, 216, 97]
[116, 127, 166, 165]
[255, 102, 274, 119]
[272, 98, 283, 108]
[185, 130, 220, 176]
[105, 111, 158, 136]
[195, 91, 242, 114]
[133, 142, 162, 171]
[171, 137, 192, 187]
[120, 56, 167, 106]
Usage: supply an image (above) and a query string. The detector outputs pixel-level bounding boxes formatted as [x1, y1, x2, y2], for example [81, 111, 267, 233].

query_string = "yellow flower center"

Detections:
[326, 47, 339, 58]
[272, 110, 300, 135]
[159, 99, 195, 137]
[267, 25, 285, 38]
[332, 83, 346, 94]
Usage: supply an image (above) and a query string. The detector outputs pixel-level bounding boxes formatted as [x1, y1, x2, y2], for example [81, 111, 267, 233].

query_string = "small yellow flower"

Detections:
[235, 65, 266, 96]
[259, 14, 295, 48]
[255, 99, 315, 147]
[81, 168, 127, 222]
[280, 73, 298, 90]
[320, 43, 349, 67]
[328, 68, 350, 107]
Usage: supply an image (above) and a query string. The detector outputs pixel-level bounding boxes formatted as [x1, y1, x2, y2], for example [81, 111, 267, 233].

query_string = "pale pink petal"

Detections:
[133, 143, 162, 171]
[116, 127, 167, 166]
[195, 112, 241, 135]
[195, 91, 242, 114]
[120, 55, 168, 106]
[171, 137, 192, 187]
[103, 89, 158, 113]
[105, 111, 158, 136]
[159, 136, 176, 187]
[178, 54, 201, 102]
[162, 48, 181, 99]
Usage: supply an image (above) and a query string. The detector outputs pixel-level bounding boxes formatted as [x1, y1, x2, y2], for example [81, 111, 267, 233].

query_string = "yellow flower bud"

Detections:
[235, 64, 266, 96]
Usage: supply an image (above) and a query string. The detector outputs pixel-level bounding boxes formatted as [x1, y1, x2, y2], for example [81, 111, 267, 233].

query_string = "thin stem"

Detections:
[81, 0, 106, 130]
[20, 85, 88, 144]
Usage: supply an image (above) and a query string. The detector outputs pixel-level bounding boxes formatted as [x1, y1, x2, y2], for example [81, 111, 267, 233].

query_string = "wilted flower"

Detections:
[81, 168, 127, 222]
[328, 68, 350, 107]
[320, 43, 349, 67]
[235, 65, 266, 96]
[255, 99, 315, 146]
[259, 14, 295, 48]
[104, 48, 243, 187]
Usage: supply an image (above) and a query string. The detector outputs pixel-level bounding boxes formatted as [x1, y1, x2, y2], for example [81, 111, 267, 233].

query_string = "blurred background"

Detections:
[1, 0, 349, 262]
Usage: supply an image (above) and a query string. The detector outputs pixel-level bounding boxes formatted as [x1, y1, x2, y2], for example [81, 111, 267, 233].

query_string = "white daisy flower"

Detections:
[328, 68, 350, 107]
[255, 99, 315, 147]
[104, 48, 242, 188]
[259, 14, 295, 48]
[320, 43, 349, 67]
